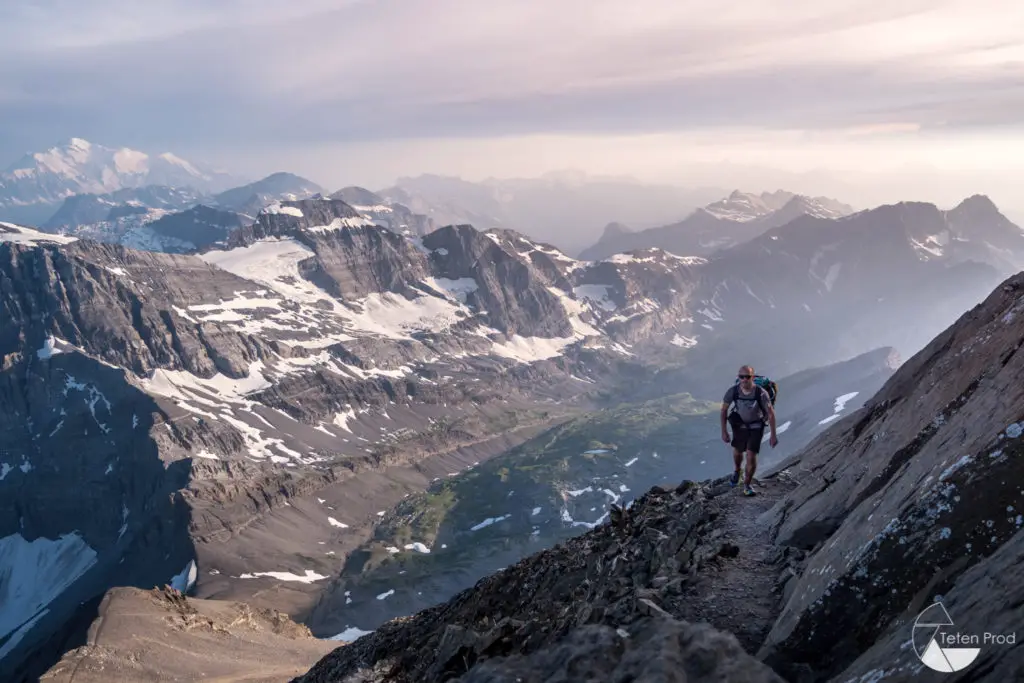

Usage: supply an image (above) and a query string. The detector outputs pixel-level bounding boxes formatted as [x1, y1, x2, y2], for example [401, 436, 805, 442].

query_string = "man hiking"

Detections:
[721, 365, 778, 496]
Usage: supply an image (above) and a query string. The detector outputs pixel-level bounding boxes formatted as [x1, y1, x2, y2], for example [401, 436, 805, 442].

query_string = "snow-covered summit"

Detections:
[0, 138, 238, 226]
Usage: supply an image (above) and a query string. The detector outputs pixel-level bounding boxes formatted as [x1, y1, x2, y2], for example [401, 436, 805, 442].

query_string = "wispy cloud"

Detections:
[0, 0, 1021, 183]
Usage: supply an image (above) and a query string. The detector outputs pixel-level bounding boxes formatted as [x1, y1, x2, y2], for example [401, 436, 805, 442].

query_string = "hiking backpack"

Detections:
[732, 375, 778, 407]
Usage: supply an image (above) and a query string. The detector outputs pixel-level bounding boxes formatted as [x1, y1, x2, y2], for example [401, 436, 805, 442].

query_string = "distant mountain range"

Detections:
[0, 138, 240, 226]
[375, 172, 730, 254]
[578, 190, 856, 261]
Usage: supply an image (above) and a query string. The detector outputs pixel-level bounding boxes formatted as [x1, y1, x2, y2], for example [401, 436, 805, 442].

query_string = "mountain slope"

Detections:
[578, 190, 855, 262]
[0, 139, 235, 226]
[295, 270, 1024, 683]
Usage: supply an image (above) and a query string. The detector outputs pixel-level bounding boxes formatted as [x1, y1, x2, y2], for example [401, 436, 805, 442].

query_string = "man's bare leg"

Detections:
[744, 450, 758, 488]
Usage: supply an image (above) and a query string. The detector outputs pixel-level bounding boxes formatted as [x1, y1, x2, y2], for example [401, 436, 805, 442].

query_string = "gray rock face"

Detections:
[756, 270, 1024, 681]
[139, 205, 244, 252]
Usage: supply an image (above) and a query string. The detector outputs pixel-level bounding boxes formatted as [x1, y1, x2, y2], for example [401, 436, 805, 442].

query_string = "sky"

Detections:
[1, 0, 1023, 210]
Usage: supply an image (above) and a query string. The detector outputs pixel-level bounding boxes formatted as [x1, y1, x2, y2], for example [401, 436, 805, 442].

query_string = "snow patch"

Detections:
[470, 514, 510, 531]
[0, 222, 78, 246]
[670, 334, 697, 348]
[169, 559, 198, 593]
[36, 336, 62, 360]
[262, 204, 304, 218]
[490, 335, 576, 363]
[329, 626, 374, 642]
[238, 570, 328, 583]
[404, 542, 431, 553]
[0, 532, 98, 643]
[573, 284, 617, 311]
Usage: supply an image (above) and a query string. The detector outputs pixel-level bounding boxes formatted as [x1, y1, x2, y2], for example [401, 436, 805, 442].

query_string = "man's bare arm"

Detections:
[720, 403, 729, 434]
[767, 402, 777, 438]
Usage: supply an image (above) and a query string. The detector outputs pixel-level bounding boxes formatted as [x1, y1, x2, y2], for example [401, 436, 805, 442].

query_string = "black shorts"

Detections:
[729, 413, 763, 454]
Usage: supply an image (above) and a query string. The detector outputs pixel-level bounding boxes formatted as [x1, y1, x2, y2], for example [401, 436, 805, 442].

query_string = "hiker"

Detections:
[721, 365, 778, 496]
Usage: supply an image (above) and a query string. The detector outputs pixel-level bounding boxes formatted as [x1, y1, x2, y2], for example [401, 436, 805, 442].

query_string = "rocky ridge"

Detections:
[40, 586, 335, 683]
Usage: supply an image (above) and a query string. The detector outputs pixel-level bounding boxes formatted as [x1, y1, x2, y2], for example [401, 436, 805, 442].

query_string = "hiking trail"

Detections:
[675, 472, 799, 654]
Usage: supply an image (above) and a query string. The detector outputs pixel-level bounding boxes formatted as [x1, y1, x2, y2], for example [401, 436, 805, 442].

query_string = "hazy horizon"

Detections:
[3, 1, 1024, 216]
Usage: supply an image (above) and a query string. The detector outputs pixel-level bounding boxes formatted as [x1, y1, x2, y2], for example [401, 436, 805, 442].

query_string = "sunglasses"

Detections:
[738, 374, 752, 379]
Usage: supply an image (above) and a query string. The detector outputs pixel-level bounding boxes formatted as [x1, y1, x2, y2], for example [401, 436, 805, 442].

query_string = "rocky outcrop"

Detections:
[40, 587, 335, 683]
[0, 240, 275, 377]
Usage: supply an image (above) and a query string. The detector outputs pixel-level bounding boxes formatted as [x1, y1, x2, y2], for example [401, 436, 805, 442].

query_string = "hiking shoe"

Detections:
[729, 471, 740, 487]
[744, 486, 756, 497]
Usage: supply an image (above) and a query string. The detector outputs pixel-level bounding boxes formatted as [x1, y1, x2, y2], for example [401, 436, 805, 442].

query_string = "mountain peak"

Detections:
[600, 222, 632, 240]
[952, 193, 1001, 215]
[66, 137, 93, 152]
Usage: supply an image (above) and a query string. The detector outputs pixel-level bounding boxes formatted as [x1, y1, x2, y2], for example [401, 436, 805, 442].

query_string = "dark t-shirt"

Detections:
[724, 384, 769, 427]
